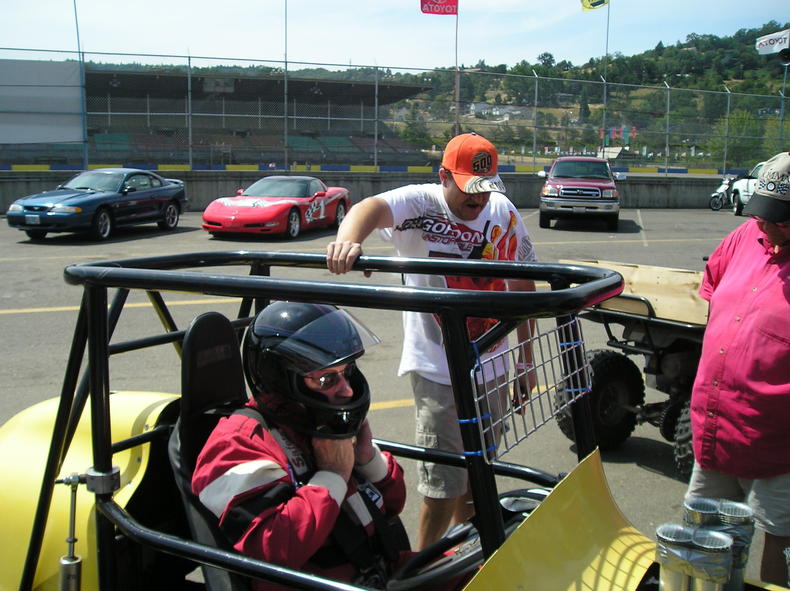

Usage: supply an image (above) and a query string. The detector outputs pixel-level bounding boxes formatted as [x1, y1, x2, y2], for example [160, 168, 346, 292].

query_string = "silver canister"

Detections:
[684, 497, 720, 527]
[689, 529, 733, 591]
[717, 501, 754, 591]
[656, 523, 695, 591]
[783, 546, 790, 588]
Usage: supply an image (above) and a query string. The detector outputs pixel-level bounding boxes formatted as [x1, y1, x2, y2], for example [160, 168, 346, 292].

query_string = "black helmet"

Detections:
[243, 301, 380, 439]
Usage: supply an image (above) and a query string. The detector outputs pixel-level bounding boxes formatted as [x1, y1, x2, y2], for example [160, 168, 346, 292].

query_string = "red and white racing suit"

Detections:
[192, 403, 407, 591]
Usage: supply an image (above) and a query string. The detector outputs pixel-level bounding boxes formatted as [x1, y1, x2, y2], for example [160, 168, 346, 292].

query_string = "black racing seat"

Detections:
[168, 312, 251, 591]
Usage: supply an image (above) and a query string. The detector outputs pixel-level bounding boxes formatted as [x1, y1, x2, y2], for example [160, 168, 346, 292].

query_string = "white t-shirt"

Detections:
[377, 183, 536, 385]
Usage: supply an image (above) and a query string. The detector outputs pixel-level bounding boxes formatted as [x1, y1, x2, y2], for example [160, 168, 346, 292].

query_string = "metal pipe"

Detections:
[439, 307, 504, 557]
[97, 500, 367, 591]
[86, 285, 118, 588]
[19, 299, 89, 591]
[59, 475, 82, 591]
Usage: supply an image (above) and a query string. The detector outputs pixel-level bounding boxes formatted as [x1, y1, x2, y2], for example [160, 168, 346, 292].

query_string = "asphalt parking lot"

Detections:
[1, 208, 759, 578]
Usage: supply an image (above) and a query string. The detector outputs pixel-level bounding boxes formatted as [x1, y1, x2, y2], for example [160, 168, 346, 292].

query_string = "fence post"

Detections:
[601, 75, 608, 156]
[187, 56, 193, 171]
[374, 67, 379, 168]
[664, 81, 671, 175]
[532, 70, 538, 169]
[723, 85, 731, 174]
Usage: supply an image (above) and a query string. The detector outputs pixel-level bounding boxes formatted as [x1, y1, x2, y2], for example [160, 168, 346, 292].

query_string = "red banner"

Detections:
[421, 0, 458, 15]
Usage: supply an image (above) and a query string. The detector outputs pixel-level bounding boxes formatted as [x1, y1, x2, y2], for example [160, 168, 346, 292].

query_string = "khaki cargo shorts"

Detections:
[411, 372, 506, 499]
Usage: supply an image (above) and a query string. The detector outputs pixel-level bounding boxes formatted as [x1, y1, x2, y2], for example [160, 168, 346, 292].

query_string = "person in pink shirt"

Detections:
[685, 151, 790, 585]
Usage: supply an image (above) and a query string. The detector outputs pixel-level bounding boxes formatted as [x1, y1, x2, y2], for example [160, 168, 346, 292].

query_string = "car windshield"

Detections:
[243, 178, 310, 198]
[552, 161, 611, 179]
[62, 171, 124, 192]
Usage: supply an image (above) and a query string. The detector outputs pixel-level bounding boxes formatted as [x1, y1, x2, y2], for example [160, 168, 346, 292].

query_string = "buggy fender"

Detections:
[464, 450, 656, 591]
[0, 391, 178, 591]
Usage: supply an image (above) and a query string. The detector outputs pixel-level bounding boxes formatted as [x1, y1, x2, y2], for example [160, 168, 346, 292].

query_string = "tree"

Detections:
[537, 52, 556, 68]
[706, 109, 767, 168]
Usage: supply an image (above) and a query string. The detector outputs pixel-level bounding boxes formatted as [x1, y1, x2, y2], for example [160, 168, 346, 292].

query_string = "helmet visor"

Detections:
[264, 308, 380, 374]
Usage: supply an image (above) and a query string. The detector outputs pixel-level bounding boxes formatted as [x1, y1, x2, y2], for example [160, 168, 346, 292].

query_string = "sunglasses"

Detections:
[303, 364, 355, 391]
[749, 215, 790, 228]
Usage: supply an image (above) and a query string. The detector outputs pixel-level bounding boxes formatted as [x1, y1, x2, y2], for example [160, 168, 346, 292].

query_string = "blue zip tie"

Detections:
[565, 387, 592, 394]
[458, 413, 492, 424]
[559, 340, 584, 347]
[462, 444, 498, 457]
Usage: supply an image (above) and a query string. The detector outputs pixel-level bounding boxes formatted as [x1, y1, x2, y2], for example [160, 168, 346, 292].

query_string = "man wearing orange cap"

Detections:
[326, 133, 536, 550]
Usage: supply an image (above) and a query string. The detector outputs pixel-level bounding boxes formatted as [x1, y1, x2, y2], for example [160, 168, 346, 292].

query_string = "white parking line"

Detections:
[636, 209, 648, 248]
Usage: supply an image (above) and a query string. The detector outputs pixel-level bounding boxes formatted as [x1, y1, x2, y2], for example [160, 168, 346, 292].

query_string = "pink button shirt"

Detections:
[691, 220, 790, 479]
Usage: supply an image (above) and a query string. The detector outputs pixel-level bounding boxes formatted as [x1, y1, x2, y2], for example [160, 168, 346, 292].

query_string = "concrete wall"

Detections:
[0, 170, 719, 213]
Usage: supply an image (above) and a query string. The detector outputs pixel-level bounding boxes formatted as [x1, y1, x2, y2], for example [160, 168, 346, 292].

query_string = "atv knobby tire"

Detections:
[673, 400, 694, 479]
[659, 399, 684, 442]
[556, 349, 645, 450]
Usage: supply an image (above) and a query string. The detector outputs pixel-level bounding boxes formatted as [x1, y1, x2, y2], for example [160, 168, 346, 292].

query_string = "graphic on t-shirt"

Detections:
[423, 210, 522, 341]
[393, 215, 486, 252]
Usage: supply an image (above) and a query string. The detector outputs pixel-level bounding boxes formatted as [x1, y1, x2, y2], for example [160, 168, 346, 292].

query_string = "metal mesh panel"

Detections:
[469, 316, 591, 463]
[1, 49, 788, 169]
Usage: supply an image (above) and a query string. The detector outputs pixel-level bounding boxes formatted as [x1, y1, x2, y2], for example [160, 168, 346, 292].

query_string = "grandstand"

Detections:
[0, 61, 431, 169]
[83, 67, 428, 168]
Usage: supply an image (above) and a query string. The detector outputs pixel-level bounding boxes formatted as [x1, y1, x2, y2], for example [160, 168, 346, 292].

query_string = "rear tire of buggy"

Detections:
[556, 350, 644, 450]
[673, 400, 693, 480]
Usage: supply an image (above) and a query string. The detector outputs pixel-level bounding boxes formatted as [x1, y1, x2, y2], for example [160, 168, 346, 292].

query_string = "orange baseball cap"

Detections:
[441, 133, 506, 194]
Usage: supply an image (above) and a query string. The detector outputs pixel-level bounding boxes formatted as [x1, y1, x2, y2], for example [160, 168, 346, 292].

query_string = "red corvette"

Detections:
[201, 175, 351, 238]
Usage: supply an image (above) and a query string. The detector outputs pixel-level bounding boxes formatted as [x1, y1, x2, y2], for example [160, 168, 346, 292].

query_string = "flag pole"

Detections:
[453, 10, 460, 136]
[600, 0, 610, 156]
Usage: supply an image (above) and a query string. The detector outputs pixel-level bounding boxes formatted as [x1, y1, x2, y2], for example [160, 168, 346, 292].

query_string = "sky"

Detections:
[0, 0, 787, 73]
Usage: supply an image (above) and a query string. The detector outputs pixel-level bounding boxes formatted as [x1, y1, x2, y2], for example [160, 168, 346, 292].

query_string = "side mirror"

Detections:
[536, 170, 547, 178]
[121, 185, 137, 194]
[312, 191, 327, 199]
[236, 188, 244, 195]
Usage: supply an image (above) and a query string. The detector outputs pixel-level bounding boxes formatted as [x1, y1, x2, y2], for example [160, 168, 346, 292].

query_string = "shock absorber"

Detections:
[56, 473, 85, 591]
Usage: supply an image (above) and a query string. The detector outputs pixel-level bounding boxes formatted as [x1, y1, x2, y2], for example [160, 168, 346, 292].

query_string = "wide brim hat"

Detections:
[441, 133, 506, 194]
[743, 151, 790, 223]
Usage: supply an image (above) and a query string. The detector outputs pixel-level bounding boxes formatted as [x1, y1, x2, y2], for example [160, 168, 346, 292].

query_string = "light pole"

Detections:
[779, 63, 787, 149]
[454, 67, 481, 138]
[72, 0, 88, 170]
[283, 0, 289, 170]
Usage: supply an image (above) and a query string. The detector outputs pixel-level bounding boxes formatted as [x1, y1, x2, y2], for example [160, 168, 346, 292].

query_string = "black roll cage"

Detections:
[20, 251, 623, 591]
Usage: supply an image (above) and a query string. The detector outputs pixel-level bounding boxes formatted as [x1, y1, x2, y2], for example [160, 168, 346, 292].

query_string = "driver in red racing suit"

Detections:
[192, 302, 471, 591]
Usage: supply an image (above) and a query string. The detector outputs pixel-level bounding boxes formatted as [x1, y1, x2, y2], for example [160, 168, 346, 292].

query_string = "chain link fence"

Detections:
[1, 49, 787, 172]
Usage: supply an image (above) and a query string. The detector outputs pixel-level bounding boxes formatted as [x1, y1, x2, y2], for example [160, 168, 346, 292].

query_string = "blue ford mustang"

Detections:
[5, 168, 188, 241]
